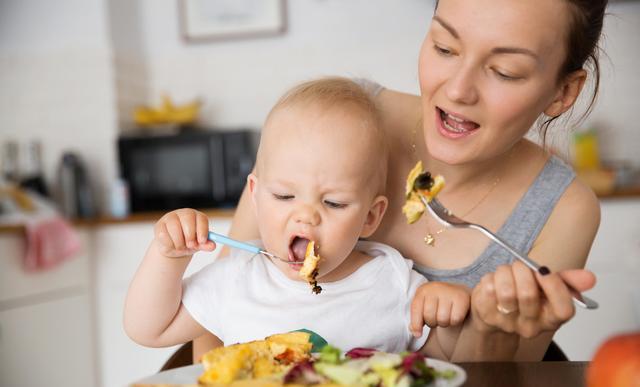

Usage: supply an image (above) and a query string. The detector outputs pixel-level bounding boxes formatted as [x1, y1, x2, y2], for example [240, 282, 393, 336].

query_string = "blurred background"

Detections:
[0, 1, 639, 386]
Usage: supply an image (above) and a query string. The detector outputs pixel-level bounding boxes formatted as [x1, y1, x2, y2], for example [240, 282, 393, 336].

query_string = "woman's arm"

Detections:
[453, 179, 600, 360]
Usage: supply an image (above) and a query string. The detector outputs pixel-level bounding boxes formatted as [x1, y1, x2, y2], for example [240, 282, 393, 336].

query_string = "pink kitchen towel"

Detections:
[23, 217, 81, 272]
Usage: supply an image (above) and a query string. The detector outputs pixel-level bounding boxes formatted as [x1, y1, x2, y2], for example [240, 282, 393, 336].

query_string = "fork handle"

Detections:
[468, 224, 599, 310]
[207, 231, 262, 254]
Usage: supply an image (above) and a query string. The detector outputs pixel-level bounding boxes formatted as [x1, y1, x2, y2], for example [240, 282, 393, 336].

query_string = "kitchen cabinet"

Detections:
[0, 230, 96, 387]
[0, 294, 95, 387]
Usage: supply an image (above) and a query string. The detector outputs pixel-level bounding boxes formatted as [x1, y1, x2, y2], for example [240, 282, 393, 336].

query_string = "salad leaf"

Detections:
[318, 345, 342, 364]
[345, 347, 377, 359]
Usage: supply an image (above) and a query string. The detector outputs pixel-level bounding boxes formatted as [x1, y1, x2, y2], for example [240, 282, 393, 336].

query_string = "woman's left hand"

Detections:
[470, 260, 596, 338]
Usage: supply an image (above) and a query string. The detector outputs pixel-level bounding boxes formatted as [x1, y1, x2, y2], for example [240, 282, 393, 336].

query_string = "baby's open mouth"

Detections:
[289, 236, 311, 263]
[438, 107, 480, 133]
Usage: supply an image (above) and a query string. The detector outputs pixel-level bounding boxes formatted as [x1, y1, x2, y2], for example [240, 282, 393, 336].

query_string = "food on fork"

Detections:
[198, 331, 313, 385]
[402, 161, 445, 224]
[299, 241, 322, 294]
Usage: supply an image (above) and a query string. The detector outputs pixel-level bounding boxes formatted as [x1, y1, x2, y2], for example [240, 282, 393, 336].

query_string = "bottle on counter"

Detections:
[109, 178, 130, 219]
[57, 152, 95, 219]
[20, 140, 49, 197]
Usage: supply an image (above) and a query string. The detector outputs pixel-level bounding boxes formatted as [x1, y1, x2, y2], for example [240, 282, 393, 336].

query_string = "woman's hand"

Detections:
[154, 208, 216, 259]
[470, 260, 596, 338]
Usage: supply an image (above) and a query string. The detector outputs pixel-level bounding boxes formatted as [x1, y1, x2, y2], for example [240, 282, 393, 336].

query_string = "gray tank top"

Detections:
[354, 78, 576, 288]
[414, 156, 575, 287]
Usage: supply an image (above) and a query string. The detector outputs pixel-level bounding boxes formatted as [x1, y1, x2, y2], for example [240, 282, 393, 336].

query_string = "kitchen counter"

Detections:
[0, 187, 639, 234]
[0, 208, 236, 233]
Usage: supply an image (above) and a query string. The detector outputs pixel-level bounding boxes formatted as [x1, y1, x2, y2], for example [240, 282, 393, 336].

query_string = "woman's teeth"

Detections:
[440, 110, 478, 133]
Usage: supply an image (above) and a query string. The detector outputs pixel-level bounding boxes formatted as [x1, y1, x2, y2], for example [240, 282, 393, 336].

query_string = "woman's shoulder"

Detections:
[375, 87, 422, 145]
[531, 164, 601, 270]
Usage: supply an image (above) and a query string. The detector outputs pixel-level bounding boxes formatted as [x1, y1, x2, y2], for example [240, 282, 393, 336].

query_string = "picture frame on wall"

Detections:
[179, 0, 286, 42]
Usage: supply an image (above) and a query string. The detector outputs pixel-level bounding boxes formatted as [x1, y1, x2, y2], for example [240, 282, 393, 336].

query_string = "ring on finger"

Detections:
[497, 304, 517, 315]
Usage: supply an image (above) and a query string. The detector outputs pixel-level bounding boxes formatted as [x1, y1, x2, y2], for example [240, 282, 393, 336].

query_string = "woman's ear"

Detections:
[544, 69, 587, 117]
[360, 195, 389, 238]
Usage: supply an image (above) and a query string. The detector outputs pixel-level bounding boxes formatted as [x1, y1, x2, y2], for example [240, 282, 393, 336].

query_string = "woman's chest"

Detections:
[373, 167, 522, 270]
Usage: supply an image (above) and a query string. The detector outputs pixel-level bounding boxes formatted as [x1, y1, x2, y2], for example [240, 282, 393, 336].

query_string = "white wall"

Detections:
[587, 2, 640, 165]
[0, 0, 118, 211]
[2, 0, 639, 215]
[117, 0, 431, 130]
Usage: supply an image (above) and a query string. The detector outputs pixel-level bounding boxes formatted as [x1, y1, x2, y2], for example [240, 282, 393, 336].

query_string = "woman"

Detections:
[194, 0, 604, 361]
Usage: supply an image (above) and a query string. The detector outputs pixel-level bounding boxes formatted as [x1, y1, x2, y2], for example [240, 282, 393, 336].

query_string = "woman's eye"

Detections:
[324, 200, 347, 209]
[493, 69, 521, 81]
[433, 44, 453, 57]
[273, 193, 294, 201]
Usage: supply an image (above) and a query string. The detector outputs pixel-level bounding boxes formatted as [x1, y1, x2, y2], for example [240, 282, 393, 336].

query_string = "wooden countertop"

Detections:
[459, 361, 589, 387]
[0, 208, 236, 234]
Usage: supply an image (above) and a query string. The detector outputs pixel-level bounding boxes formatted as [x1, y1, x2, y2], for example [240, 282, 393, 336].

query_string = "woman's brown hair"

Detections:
[539, 0, 608, 143]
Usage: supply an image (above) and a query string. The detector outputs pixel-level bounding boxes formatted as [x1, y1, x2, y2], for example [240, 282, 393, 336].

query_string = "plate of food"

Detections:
[132, 332, 466, 387]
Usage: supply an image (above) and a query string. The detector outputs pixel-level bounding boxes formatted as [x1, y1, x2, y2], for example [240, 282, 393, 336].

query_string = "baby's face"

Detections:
[249, 104, 386, 282]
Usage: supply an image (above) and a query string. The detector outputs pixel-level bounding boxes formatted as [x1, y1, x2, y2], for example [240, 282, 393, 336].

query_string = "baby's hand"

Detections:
[154, 208, 216, 258]
[410, 282, 471, 337]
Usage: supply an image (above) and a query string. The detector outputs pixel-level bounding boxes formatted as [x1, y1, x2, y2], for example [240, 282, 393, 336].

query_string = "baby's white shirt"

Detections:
[182, 240, 428, 352]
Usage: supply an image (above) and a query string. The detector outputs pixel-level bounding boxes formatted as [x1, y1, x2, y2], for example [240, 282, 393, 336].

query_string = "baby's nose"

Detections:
[293, 204, 320, 226]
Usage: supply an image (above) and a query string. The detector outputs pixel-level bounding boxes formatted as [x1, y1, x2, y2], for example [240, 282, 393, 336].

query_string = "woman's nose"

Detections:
[293, 204, 320, 226]
[445, 64, 479, 105]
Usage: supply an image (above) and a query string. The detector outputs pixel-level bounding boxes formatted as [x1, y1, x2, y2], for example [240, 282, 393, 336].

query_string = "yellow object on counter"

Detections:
[573, 130, 601, 171]
[134, 94, 201, 127]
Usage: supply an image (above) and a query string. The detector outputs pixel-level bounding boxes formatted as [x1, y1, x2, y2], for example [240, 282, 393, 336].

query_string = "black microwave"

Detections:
[118, 129, 257, 212]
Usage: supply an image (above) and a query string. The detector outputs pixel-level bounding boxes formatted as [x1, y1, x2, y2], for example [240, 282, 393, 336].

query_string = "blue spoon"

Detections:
[207, 231, 296, 265]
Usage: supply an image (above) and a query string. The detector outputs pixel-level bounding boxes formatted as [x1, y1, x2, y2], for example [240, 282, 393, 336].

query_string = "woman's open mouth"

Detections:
[436, 107, 480, 138]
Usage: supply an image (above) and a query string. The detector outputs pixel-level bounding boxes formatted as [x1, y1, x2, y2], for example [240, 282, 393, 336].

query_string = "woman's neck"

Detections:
[421, 139, 530, 194]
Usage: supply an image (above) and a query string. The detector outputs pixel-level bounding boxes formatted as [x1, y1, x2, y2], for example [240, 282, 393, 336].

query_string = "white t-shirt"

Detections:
[182, 240, 428, 353]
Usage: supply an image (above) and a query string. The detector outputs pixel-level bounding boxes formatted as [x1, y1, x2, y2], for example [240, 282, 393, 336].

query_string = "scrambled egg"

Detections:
[299, 241, 322, 294]
[402, 161, 445, 224]
[199, 332, 313, 385]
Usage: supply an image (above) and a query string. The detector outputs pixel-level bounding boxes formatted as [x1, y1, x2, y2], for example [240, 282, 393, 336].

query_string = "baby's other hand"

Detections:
[154, 208, 216, 258]
[410, 282, 471, 337]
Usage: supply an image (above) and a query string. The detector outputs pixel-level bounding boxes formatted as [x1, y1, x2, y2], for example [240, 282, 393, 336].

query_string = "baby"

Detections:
[124, 77, 470, 357]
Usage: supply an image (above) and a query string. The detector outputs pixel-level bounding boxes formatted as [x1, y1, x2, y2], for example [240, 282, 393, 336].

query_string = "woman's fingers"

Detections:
[512, 261, 541, 319]
[494, 265, 518, 314]
[536, 271, 575, 326]
[559, 269, 597, 292]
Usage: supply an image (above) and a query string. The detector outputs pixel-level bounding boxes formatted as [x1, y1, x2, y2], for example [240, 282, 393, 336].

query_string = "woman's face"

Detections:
[418, 0, 571, 165]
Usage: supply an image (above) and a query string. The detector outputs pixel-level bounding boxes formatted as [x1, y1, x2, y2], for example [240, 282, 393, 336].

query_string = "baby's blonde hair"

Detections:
[261, 77, 388, 195]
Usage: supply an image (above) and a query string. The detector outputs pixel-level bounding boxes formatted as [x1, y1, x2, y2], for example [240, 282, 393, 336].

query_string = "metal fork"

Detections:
[419, 195, 598, 309]
[207, 231, 297, 265]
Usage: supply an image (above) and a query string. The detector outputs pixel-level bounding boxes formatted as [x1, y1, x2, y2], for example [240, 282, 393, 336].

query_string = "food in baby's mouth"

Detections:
[299, 241, 322, 294]
[402, 161, 445, 224]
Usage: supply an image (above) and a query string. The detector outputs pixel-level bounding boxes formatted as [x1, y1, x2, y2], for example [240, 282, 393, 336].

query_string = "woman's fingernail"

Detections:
[539, 266, 550, 276]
